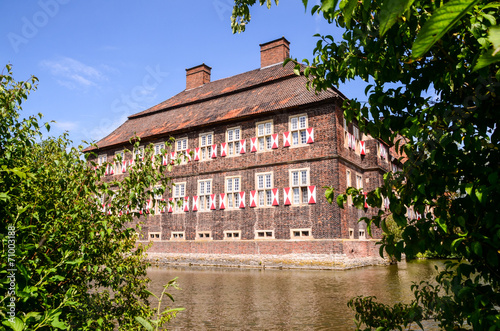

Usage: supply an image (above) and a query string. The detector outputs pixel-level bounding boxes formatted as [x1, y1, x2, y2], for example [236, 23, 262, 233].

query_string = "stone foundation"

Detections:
[141, 239, 389, 270]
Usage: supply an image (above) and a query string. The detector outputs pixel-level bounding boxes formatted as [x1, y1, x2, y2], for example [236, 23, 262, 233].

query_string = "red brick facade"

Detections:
[88, 37, 399, 259]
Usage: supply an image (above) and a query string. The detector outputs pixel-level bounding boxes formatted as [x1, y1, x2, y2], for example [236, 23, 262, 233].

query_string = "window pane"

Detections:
[234, 178, 240, 191]
[292, 132, 299, 145]
[175, 185, 179, 197]
[292, 172, 299, 186]
[258, 124, 264, 136]
[235, 129, 240, 140]
[228, 194, 233, 207]
[207, 134, 212, 145]
[235, 141, 240, 153]
[302, 187, 308, 203]
[266, 190, 272, 205]
[228, 142, 233, 155]
[182, 139, 187, 150]
[201, 135, 206, 146]
[206, 181, 211, 193]
[300, 130, 307, 144]
[299, 116, 307, 129]
[235, 193, 240, 206]
[266, 136, 271, 149]
[259, 137, 264, 150]
[291, 117, 298, 130]
[259, 191, 264, 206]
[265, 174, 272, 188]
[265, 122, 272, 134]
[301, 171, 307, 185]
[228, 130, 233, 141]
[180, 184, 185, 196]
[200, 182, 205, 194]
[227, 178, 233, 192]
[293, 188, 300, 204]
[258, 175, 263, 189]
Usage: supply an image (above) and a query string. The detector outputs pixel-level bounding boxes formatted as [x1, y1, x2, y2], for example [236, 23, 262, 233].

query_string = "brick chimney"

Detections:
[185, 63, 211, 90]
[260, 37, 290, 68]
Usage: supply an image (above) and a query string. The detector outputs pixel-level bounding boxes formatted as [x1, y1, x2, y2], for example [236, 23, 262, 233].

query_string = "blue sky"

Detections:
[1, 0, 367, 146]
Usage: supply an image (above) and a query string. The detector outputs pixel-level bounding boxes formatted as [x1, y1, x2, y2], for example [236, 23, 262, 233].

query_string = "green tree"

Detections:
[232, 0, 500, 329]
[0, 64, 182, 330]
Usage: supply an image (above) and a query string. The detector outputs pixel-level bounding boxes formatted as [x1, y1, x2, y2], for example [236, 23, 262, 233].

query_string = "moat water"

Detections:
[148, 260, 443, 330]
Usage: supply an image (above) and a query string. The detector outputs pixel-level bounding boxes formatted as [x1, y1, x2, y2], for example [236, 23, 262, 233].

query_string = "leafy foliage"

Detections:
[232, 0, 500, 329]
[0, 65, 181, 330]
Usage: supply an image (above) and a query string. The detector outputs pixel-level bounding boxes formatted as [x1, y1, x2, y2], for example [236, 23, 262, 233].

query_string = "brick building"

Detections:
[88, 37, 398, 259]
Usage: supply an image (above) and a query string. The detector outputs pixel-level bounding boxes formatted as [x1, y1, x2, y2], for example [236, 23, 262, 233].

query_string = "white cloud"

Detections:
[40, 57, 105, 90]
[53, 120, 78, 131]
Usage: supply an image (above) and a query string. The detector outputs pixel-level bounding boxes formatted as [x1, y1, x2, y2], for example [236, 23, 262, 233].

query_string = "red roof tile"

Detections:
[87, 62, 344, 151]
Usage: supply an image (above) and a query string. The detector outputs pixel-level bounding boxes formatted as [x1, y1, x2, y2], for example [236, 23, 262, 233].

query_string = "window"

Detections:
[290, 114, 308, 146]
[290, 228, 312, 239]
[343, 118, 348, 131]
[256, 172, 273, 207]
[97, 154, 107, 166]
[224, 230, 241, 240]
[256, 120, 273, 151]
[173, 182, 186, 212]
[225, 176, 241, 209]
[153, 185, 163, 214]
[114, 151, 124, 174]
[255, 230, 274, 239]
[198, 179, 212, 211]
[356, 174, 363, 191]
[134, 146, 144, 160]
[226, 127, 241, 156]
[349, 228, 354, 239]
[290, 168, 309, 205]
[353, 125, 359, 141]
[199, 133, 213, 161]
[346, 170, 352, 205]
[196, 231, 212, 240]
[175, 137, 188, 164]
[359, 229, 366, 239]
[171, 231, 185, 240]
[149, 232, 161, 241]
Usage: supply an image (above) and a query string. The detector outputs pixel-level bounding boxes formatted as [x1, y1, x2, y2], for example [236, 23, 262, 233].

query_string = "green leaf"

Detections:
[473, 49, 500, 71]
[472, 241, 482, 256]
[412, 0, 480, 59]
[340, 0, 359, 27]
[465, 183, 473, 195]
[488, 25, 500, 55]
[2, 317, 24, 331]
[135, 316, 154, 331]
[435, 217, 448, 233]
[379, 0, 416, 36]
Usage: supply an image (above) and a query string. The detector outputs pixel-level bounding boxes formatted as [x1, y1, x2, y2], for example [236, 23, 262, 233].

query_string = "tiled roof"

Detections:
[87, 62, 344, 151]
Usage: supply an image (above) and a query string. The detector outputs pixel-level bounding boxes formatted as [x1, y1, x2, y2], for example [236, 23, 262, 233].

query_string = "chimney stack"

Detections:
[185, 63, 211, 90]
[260, 37, 290, 68]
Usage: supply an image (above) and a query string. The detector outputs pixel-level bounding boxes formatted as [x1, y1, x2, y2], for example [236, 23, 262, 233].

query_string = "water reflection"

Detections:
[148, 260, 443, 330]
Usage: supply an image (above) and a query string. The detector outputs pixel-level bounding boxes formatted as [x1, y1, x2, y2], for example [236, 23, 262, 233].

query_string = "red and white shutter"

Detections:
[283, 132, 291, 147]
[168, 198, 173, 213]
[192, 196, 198, 211]
[306, 128, 315, 144]
[184, 197, 189, 212]
[162, 154, 168, 166]
[239, 139, 246, 154]
[221, 143, 227, 157]
[104, 164, 109, 176]
[283, 187, 292, 205]
[211, 145, 217, 159]
[107, 204, 112, 215]
[194, 148, 200, 161]
[271, 188, 279, 206]
[185, 149, 191, 162]
[219, 193, 226, 210]
[249, 190, 257, 208]
[146, 200, 151, 214]
[210, 194, 216, 210]
[384, 196, 390, 210]
[122, 160, 127, 173]
[170, 152, 176, 164]
[250, 137, 257, 152]
[363, 192, 368, 209]
[239, 192, 246, 208]
[307, 186, 317, 204]
[360, 141, 366, 155]
[271, 134, 278, 149]
[416, 212, 422, 220]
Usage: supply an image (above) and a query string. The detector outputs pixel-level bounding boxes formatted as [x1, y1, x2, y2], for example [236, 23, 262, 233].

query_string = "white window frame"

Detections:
[223, 230, 241, 240]
[114, 151, 124, 175]
[171, 231, 185, 240]
[175, 137, 188, 164]
[289, 114, 308, 146]
[356, 174, 363, 191]
[225, 176, 241, 209]
[148, 232, 161, 241]
[346, 169, 352, 205]
[97, 154, 107, 166]
[256, 172, 273, 207]
[256, 120, 273, 152]
[349, 228, 354, 239]
[196, 231, 212, 240]
[289, 168, 310, 205]
[173, 182, 186, 213]
[290, 228, 313, 239]
[226, 127, 241, 157]
[255, 230, 274, 239]
[197, 179, 212, 212]
[359, 228, 366, 240]
[153, 185, 163, 214]
[199, 132, 213, 161]
[134, 146, 144, 160]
